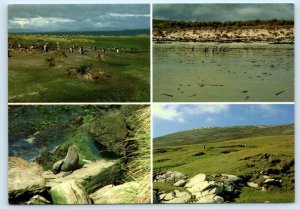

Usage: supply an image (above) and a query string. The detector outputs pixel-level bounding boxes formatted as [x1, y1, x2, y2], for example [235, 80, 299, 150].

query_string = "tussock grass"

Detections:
[125, 107, 151, 203]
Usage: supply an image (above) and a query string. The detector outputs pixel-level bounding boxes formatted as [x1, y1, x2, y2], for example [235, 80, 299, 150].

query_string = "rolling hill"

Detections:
[154, 124, 294, 148]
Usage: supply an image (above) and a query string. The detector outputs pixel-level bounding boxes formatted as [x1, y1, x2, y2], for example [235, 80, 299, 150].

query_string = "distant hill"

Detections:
[154, 124, 294, 147]
[9, 29, 150, 36]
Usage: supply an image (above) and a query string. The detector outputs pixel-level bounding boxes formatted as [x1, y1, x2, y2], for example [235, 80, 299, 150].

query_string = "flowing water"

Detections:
[153, 42, 294, 102]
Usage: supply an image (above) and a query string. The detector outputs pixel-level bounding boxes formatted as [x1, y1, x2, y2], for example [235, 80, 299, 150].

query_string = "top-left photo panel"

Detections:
[8, 4, 150, 103]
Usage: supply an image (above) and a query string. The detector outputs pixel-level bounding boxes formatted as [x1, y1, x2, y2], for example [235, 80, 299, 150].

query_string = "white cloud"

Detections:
[247, 104, 278, 117]
[8, 17, 75, 28]
[153, 104, 185, 122]
[108, 13, 150, 17]
[153, 104, 229, 123]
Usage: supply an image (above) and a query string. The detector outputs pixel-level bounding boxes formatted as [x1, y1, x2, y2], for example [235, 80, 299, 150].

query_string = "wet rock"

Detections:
[26, 195, 51, 205]
[50, 179, 91, 204]
[8, 157, 46, 199]
[89, 182, 140, 204]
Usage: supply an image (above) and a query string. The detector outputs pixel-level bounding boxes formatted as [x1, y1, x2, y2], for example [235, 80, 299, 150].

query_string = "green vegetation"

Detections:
[154, 124, 294, 147]
[153, 19, 294, 30]
[8, 34, 150, 102]
[154, 124, 294, 202]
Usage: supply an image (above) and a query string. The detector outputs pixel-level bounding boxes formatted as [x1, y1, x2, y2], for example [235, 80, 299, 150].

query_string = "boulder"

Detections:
[155, 171, 188, 183]
[214, 195, 225, 203]
[42, 160, 116, 191]
[263, 179, 281, 187]
[88, 111, 128, 157]
[185, 173, 206, 188]
[50, 179, 91, 204]
[8, 157, 46, 199]
[89, 182, 140, 204]
[196, 195, 216, 203]
[174, 190, 191, 202]
[247, 182, 259, 188]
[186, 180, 214, 193]
[26, 195, 51, 205]
[167, 198, 186, 203]
[174, 179, 187, 187]
[164, 192, 175, 201]
[221, 174, 242, 183]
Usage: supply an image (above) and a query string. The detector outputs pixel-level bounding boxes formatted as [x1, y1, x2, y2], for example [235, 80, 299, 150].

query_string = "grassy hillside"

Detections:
[8, 34, 150, 102]
[154, 124, 294, 147]
[153, 124, 294, 203]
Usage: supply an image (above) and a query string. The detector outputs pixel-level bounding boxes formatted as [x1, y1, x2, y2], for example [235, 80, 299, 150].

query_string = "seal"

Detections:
[61, 145, 79, 172]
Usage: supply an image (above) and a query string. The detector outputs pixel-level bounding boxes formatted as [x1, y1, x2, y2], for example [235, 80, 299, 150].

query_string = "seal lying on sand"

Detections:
[52, 145, 79, 175]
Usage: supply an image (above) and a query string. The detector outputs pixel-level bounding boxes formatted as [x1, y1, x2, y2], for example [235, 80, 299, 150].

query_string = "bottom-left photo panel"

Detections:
[8, 105, 151, 205]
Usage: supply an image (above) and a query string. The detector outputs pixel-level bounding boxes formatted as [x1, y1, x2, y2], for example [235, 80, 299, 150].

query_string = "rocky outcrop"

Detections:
[88, 111, 128, 157]
[155, 172, 244, 204]
[8, 157, 46, 200]
[42, 160, 117, 189]
[50, 179, 91, 204]
[89, 182, 140, 204]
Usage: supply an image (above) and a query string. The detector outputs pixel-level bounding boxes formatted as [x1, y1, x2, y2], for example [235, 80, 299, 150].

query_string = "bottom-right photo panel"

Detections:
[152, 104, 294, 203]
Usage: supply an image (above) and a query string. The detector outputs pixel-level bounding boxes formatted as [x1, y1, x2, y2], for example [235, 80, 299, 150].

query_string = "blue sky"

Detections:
[153, 4, 294, 22]
[153, 104, 294, 138]
[8, 4, 150, 32]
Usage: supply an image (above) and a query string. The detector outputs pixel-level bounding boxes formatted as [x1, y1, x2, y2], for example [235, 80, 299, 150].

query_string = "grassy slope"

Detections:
[154, 124, 294, 147]
[153, 124, 294, 203]
[8, 35, 150, 102]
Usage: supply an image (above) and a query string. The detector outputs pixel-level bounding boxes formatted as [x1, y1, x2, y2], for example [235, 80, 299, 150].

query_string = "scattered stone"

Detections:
[264, 179, 281, 187]
[247, 182, 259, 188]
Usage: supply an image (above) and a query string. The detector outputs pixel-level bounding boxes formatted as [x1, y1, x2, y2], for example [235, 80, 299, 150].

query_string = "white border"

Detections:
[1, 1, 299, 209]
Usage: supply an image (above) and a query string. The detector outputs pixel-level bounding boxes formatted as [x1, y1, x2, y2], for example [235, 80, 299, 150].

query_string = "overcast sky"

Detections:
[153, 4, 294, 22]
[153, 104, 294, 137]
[8, 4, 150, 32]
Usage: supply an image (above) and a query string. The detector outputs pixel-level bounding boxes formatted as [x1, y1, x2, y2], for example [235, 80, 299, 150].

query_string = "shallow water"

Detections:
[153, 42, 294, 102]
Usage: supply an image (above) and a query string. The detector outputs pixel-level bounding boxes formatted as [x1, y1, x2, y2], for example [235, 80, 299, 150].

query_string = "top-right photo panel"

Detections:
[153, 4, 294, 102]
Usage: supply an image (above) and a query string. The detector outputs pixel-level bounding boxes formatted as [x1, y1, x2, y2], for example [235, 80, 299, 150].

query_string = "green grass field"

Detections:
[153, 124, 294, 203]
[8, 34, 150, 102]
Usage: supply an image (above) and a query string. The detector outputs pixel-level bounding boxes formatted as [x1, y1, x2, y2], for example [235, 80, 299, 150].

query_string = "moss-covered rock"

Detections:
[50, 179, 91, 204]
[89, 181, 140, 204]
[88, 111, 128, 157]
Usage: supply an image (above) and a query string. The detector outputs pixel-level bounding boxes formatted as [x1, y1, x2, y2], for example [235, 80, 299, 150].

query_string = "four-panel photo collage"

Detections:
[8, 3, 294, 205]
